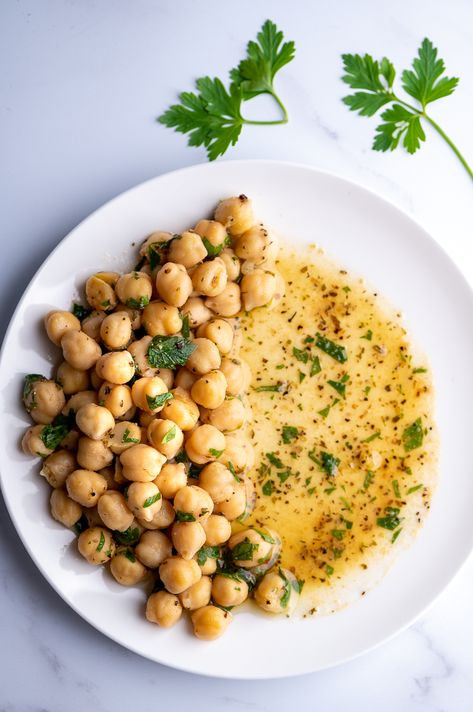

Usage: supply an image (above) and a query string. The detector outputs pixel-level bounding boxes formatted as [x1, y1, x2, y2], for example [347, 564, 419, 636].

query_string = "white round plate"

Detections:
[1, 160, 473, 679]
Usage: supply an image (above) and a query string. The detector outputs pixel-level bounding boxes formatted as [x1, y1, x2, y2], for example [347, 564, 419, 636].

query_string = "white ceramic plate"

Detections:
[1, 160, 473, 679]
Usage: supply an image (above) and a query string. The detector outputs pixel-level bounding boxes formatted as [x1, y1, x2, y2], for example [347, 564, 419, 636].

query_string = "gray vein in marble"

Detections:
[410, 621, 454, 710]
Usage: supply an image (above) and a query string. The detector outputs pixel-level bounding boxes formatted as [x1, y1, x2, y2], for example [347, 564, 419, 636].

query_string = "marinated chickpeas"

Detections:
[21, 194, 291, 641]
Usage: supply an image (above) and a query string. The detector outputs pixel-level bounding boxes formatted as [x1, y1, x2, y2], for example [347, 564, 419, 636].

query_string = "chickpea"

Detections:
[212, 574, 249, 607]
[154, 463, 187, 499]
[100, 311, 132, 350]
[107, 421, 141, 455]
[44, 310, 81, 346]
[234, 224, 278, 262]
[219, 248, 241, 282]
[63, 390, 97, 414]
[174, 367, 197, 390]
[228, 528, 280, 569]
[82, 310, 107, 340]
[185, 424, 226, 465]
[135, 530, 172, 568]
[220, 434, 254, 472]
[114, 303, 141, 330]
[254, 568, 300, 614]
[241, 270, 276, 311]
[56, 361, 90, 395]
[50, 488, 82, 528]
[185, 338, 221, 376]
[194, 218, 228, 248]
[214, 484, 246, 521]
[120, 444, 166, 482]
[168, 231, 207, 268]
[191, 258, 227, 297]
[97, 466, 120, 491]
[159, 557, 201, 594]
[181, 297, 213, 328]
[179, 576, 212, 610]
[77, 436, 114, 470]
[205, 283, 241, 317]
[126, 481, 162, 522]
[171, 521, 206, 560]
[128, 336, 172, 384]
[95, 350, 135, 384]
[220, 357, 251, 396]
[191, 370, 227, 410]
[142, 301, 181, 336]
[201, 514, 232, 546]
[203, 397, 246, 432]
[78, 526, 115, 565]
[214, 195, 254, 235]
[23, 377, 65, 424]
[96, 490, 133, 531]
[131, 376, 170, 414]
[155, 262, 193, 308]
[22, 424, 54, 458]
[197, 555, 217, 576]
[139, 230, 173, 259]
[76, 403, 115, 441]
[160, 387, 199, 431]
[115, 271, 153, 308]
[61, 330, 102, 371]
[98, 382, 133, 419]
[66, 469, 107, 507]
[199, 462, 235, 504]
[191, 605, 231, 641]
[147, 419, 183, 459]
[41, 449, 77, 488]
[173, 485, 214, 522]
[197, 319, 234, 355]
[137, 498, 175, 530]
[85, 272, 119, 311]
[146, 591, 182, 627]
[110, 550, 148, 586]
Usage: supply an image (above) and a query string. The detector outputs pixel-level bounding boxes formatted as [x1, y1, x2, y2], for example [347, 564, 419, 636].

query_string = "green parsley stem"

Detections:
[242, 90, 289, 126]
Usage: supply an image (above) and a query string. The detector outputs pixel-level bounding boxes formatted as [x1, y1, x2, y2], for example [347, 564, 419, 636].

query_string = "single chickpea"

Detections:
[185, 338, 221, 376]
[63, 390, 97, 415]
[126, 481, 162, 522]
[137, 498, 175, 530]
[191, 605, 231, 640]
[155, 262, 193, 308]
[254, 568, 301, 614]
[22, 424, 54, 458]
[56, 361, 90, 395]
[160, 387, 199, 431]
[147, 419, 183, 459]
[220, 357, 251, 396]
[78, 526, 115, 565]
[171, 521, 206, 560]
[194, 219, 228, 249]
[203, 397, 246, 432]
[191, 258, 228, 298]
[61, 330, 102, 371]
[98, 382, 133, 419]
[201, 514, 232, 546]
[128, 335, 153, 376]
[106, 421, 141, 455]
[179, 576, 212, 610]
[85, 272, 119, 311]
[131, 375, 170, 414]
[168, 231, 208, 268]
[75, 403, 115, 441]
[115, 271, 153, 308]
[214, 195, 254, 235]
[41, 449, 76, 488]
[77, 436, 114, 470]
[23, 377, 65, 424]
[234, 224, 278, 262]
[114, 303, 141, 330]
[95, 350, 135, 384]
[199, 462, 236, 504]
[153, 463, 187, 499]
[228, 528, 280, 569]
[197, 319, 234, 355]
[120, 444, 166, 482]
[181, 297, 213, 329]
[196, 555, 217, 576]
[66, 469, 108, 507]
[139, 230, 173, 259]
[191, 370, 227, 410]
[174, 367, 198, 390]
[159, 557, 201, 594]
[135, 530, 172, 568]
[100, 311, 132, 350]
[241, 270, 276, 311]
[185, 424, 226, 465]
[50, 488, 82, 528]
[81, 310, 107, 340]
[173, 484, 214, 522]
[205, 283, 241, 317]
[110, 550, 148, 586]
[146, 591, 182, 627]
[220, 434, 254, 473]
[44, 310, 81, 346]
[219, 248, 241, 282]
[212, 574, 249, 607]
[97, 491, 134, 531]
[141, 301, 181, 337]
[214, 484, 246, 521]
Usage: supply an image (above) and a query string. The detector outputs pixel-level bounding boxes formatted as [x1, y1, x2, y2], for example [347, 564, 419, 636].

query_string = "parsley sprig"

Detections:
[342, 39, 472, 181]
[158, 20, 295, 160]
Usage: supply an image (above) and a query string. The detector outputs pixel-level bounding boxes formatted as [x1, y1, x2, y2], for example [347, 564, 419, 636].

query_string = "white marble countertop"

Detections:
[1, 0, 472, 709]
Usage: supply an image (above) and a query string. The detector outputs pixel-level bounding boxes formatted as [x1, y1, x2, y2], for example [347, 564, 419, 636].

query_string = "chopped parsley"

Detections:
[292, 346, 309, 364]
[253, 382, 285, 393]
[147, 334, 196, 369]
[363, 470, 375, 490]
[279, 568, 292, 608]
[362, 431, 381, 443]
[146, 392, 174, 410]
[402, 418, 424, 452]
[39, 411, 75, 451]
[331, 529, 345, 540]
[196, 545, 220, 566]
[126, 296, 150, 309]
[143, 492, 161, 508]
[327, 373, 349, 398]
[123, 548, 136, 563]
[392, 479, 401, 498]
[407, 483, 424, 495]
[413, 367, 427, 374]
[310, 355, 322, 376]
[262, 480, 273, 496]
[175, 511, 196, 522]
[391, 528, 403, 543]
[315, 333, 348, 363]
[253, 528, 276, 544]
[231, 538, 258, 561]
[361, 329, 373, 341]
[209, 448, 223, 458]
[161, 424, 177, 443]
[114, 526, 141, 545]
[202, 236, 229, 258]
[71, 303, 91, 320]
[227, 461, 241, 482]
[122, 428, 139, 444]
[181, 314, 190, 338]
[96, 531, 105, 552]
[377, 506, 402, 531]
[73, 514, 89, 535]
[309, 450, 340, 476]
[325, 564, 334, 576]
[281, 425, 299, 444]
[266, 452, 284, 468]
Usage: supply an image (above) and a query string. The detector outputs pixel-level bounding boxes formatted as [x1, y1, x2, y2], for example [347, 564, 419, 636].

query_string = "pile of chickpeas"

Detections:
[22, 195, 301, 640]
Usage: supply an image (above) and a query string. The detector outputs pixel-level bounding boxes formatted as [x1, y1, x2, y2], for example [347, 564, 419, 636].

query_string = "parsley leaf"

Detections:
[143, 493, 161, 508]
[146, 392, 173, 411]
[281, 425, 299, 444]
[39, 411, 75, 451]
[147, 335, 196, 369]
[401, 38, 459, 108]
[114, 526, 141, 546]
[231, 538, 258, 561]
[315, 333, 347, 363]
[181, 314, 190, 338]
[126, 296, 150, 310]
[377, 506, 402, 531]
[71, 303, 91, 321]
[161, 424, 177, 444]
[122, 428, 139, 444]
[175, 511, 196, 522]
[402, 417, 424, 452]
[197, 545, 220, 566]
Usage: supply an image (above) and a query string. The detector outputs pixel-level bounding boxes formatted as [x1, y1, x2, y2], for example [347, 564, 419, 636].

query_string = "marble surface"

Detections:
[1, 0, 472, 709]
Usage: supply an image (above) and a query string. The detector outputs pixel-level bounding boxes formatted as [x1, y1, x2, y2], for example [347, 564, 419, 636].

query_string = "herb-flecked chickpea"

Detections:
[205, 282, 241, 317]
[173, 485, 214, 523]
[168, 231, 208, 268]
[191, 258, 228, 297]
[228, 528, 280, 569]
[110, 550, 148, 586]
[214, 484, 246, 521]
[85, 272, 119, 311]
[254, 568, 300, 614]
[191, 605, 232, 640]
[23, 378, 66, 424]
[135, 530, 172, 568]
[141, 301, 182, 336]
[77, 436, 114, 470]
[214, 195, 254, 236]
[234, 224, 278, 263]
[219, 357, 251, 396]
[139, 230, 173, 259]
[185, 338, 221, 376]
[219, 248, 241, 282]
[181, 297, 213, 328]
[174, 367, 198, 390]
[171, 521, 206, 560]
[185, 424, 226, 465]
[179, 576, 212, 610]
[155, 262, 193, 308]
[120, 443, 166, 482]
[63, 390, 97, 414]
[100, 311, 132, 350]
[56, 361, 90, 395]
[153, 462, 187, 499]
[212, 574, 249, 607]
[199, 462, 235, 504]
[78, 526, 115, 565]
[197, 319, 234, 355]
[131, 375, 170, 414]
[60, 330, 102, 371]
[202, 397, 246, 432]
[75, 403, 115, 440]
[160, 387, 199, 431]
[95, 350, 135, 384]
[240, 270, 276, 311]
[159, 557, 202, 594]
[201, 514, 232, 546]
[194, 219, 228, 249]
[81, 310, 106, 340]
[220, 434, 254, 472]
[126, 481, 162, 522]
[107, 421, 141, 455]
[66, 469, 108, 507]
[191, 370, 227, 410]
[22, 424, 55, 458]
[146, 591, 183, 628]
[50, 488, 82, 528]
[41, 449, 77, 488]
[98, 382, 133, 419]
[197, 555, 217, 576]
[115, 271, 153, 308]
[97, 490, 134, 531]
[147, 419, 184, 459]
[137, 497, 175, 530]
[44, 310, 81, 346]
